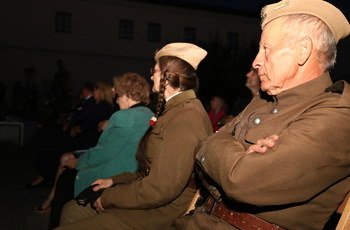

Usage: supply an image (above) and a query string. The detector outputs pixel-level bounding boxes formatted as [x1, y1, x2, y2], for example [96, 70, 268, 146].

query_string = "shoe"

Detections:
[34, 205, 51, 213]
[34, 197, 52, 214]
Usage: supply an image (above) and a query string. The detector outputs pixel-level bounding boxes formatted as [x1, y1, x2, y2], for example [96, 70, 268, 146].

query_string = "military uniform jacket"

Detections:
[195, 73, 350, 230]
[101, 90, 213, 230]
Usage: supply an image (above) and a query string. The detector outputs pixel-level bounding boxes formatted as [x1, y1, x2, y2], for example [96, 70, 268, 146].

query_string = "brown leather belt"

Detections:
[204, 195, 286, 230]
[186, 178, 198, 190]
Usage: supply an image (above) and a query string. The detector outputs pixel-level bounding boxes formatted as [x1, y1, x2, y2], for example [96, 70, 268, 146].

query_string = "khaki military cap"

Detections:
[261, 0, 350, 42]
[154, 42, 207, 70]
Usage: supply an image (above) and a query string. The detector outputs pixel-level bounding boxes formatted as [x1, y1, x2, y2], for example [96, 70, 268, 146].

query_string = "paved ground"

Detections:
[0, 144, 50, 230]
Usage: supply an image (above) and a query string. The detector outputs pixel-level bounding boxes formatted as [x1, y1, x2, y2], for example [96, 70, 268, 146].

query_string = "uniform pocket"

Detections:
[151, 123, 163, 136]
[245, 124, 285, 145]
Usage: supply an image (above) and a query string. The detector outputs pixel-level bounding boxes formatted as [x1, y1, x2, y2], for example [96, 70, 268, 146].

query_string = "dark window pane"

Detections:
[119, 20, 133, 39]
[56, 12, 71, 33]
[148, 23, 161, 42]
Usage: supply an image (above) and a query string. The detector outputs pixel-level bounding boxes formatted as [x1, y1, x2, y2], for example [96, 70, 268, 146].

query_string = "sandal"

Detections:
[34, 205, 51, 213]
[34, 198, 52, 213]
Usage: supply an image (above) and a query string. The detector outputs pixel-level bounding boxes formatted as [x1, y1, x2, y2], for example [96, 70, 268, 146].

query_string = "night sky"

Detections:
[183, 0, 350, 20]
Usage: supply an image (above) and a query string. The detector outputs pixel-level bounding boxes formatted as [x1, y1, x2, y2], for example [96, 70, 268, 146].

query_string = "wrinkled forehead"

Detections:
[260, 18, 286, 43]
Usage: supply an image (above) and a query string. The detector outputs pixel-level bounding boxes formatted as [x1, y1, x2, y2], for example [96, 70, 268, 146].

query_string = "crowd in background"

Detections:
[0, 70, 255, 131]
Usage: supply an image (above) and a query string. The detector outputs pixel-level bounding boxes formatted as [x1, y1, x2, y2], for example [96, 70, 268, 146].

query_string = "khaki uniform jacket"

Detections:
[193, 73, 350, 230]
[101, 90, 213, 230]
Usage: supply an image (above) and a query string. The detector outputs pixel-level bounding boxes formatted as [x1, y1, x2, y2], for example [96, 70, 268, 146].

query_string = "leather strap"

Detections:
[204, 195, 286, 230]
[186, 178, 198, 190]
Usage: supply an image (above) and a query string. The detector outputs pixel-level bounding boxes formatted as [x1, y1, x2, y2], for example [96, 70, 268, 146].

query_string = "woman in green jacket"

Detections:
[46, 72, 154, 229]
[56, 43, 213, 230]
[73, 73, 154, 196]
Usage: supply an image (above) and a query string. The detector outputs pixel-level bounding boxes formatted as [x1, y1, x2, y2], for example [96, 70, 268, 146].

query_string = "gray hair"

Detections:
[279, 14, 337, 72]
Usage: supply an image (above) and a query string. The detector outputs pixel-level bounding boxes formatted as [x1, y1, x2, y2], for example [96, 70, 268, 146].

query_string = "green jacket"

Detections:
[74, 105, 154, 197]
[101, 90, 213, 230]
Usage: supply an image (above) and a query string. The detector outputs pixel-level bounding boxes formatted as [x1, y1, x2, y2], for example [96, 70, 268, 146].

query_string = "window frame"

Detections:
[55, 12, 71, 33]
[147, 23, 161, 42]
[119, 19, 134, 40]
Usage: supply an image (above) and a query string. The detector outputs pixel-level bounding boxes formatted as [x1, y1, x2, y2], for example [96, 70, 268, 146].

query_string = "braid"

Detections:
[136, 72, 167, 177]
[155, 74, 167, 118]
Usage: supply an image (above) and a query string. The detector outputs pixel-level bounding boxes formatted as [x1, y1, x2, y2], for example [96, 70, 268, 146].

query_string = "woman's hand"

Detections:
[91, 178, 113, 191]
[246, 134, 279, 154]
[60, 152, 75, 170]
[98, 120, 109, 132]
[90, 178, 113, 212]
[62, 158, 78, 169]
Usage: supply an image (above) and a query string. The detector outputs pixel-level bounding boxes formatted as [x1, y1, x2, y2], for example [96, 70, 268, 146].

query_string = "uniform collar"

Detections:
[273, 72, 333, 106]
[163, 89, 197, 114]
[165, 91, 182, 102]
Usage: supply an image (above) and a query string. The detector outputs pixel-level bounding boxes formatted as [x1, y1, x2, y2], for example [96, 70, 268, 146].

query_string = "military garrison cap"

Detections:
[154, 43, 207, 70]
[260, 0, 350, 43]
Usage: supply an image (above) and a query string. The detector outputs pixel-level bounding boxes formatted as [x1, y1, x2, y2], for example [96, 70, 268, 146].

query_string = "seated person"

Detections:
[55, 42, 213, 230]
[43, 73, 154, 229]
[207, 95, 226, 132]
[27, 81, 115, 190]
[25, 82, 96, 182]
[166, 1, 350, 230]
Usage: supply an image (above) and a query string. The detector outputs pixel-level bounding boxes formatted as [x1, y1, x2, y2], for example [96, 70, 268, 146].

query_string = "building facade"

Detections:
[1, 0, 349, 112]
[0, 0, 263, 109]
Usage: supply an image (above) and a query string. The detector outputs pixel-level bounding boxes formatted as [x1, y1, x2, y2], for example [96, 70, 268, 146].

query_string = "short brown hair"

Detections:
[114, 73, 150, 105]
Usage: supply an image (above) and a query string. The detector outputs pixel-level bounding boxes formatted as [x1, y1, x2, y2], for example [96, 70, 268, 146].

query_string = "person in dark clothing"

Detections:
[63, 83, 96, 132]
[25, 82, 96, 187]
[27, 81, 115, 210]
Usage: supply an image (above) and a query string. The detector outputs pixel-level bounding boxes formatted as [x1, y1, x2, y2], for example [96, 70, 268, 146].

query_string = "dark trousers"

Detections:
[48, 168, 77, 230]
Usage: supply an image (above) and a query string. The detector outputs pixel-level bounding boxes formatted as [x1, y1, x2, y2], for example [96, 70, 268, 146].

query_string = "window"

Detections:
[183, 27, 196, 43]
[55, 12, 71, 33]
[148, 23, 161, 42]
[119, 20, 133, 39]
[227, 32, 238, 50]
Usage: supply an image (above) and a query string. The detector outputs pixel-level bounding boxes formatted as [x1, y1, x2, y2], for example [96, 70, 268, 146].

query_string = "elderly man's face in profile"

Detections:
[253, 18, 299, 95]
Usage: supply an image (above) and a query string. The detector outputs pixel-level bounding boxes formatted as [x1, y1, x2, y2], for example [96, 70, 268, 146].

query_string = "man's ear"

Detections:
[298, 36, 313, 66]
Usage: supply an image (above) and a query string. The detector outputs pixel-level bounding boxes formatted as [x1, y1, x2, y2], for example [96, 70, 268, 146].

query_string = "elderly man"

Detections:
[167, 0, 350, 229]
